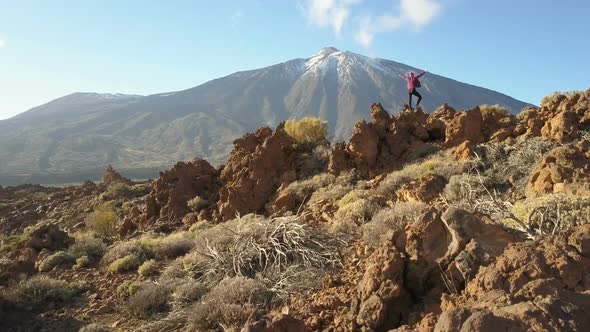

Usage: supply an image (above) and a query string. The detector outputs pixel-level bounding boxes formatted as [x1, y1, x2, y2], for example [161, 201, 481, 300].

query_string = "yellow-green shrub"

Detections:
[86, 203, 118, 237]
[108, 254, 141, 273]
[479, 104, 511, 122]
[284, 117, 328, 145]
[138, 259, 159, 277]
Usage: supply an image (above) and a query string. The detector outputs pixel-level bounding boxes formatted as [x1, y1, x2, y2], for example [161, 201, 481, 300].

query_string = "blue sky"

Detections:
[0, 0, 588, 119]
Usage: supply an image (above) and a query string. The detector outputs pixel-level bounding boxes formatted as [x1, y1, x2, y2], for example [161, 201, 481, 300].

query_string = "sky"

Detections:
[0, 0, 589, 120]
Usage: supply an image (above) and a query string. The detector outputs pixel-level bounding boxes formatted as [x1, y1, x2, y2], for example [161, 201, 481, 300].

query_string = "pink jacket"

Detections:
[401, 71, 425, 90]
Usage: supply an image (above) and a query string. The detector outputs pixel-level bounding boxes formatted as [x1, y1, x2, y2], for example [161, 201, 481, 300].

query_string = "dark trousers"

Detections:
[408, 88, 422, 108]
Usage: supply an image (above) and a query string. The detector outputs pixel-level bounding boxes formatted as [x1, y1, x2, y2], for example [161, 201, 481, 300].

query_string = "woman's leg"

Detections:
[408, 90, 413, 108]
[414, 90, 422, 107]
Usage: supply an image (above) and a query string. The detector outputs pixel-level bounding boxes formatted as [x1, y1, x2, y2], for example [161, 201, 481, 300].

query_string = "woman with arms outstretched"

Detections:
[400, 71, 426, 109]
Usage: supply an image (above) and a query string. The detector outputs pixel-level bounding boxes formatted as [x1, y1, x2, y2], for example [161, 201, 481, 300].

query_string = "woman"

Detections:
[400, 71, 426, 109]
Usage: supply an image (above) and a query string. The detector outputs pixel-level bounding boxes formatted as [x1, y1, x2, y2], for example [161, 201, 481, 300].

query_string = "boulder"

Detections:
[526, 141, 590, 197]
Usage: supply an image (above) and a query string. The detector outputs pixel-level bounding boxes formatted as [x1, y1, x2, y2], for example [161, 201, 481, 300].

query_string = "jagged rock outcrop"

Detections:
[329, 103, 431, 177]
[125, 158, 221, 233]
[516, 89, 590, 142]
[426, 104, 457, 141]
[526, 140, 590, 197]
[216, 124, 298, 221]
[427, 223, 590, 332]
[98, 165, 131, 189]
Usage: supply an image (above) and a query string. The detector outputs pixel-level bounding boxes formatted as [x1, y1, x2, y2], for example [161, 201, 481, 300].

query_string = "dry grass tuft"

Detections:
[187, 276, 273, 331]
[169, 215, 342, 296]
[511, 193, 590, 235]
[361, 202, 429, 247]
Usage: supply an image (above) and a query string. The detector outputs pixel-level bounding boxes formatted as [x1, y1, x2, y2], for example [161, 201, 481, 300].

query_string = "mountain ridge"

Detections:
[0, 47, 531, 184]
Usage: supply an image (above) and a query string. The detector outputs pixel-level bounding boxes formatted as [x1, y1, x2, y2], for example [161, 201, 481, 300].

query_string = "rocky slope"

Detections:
[0, 48, 529, 183]
[0, 89, 588, 332]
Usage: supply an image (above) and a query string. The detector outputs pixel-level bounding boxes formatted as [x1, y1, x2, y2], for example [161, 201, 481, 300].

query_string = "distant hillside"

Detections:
[0, 47, 530, 184]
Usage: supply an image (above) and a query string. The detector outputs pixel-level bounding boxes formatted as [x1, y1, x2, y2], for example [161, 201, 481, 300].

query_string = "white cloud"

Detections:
[303, 0, 361, 36]
[0, 39, 5, 48]
[354, 0, 442, 47]
[301, 0, 443, 47]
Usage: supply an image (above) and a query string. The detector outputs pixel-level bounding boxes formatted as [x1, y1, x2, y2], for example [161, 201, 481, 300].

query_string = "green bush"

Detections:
[125, 283, 171, 318]
[37, 251, 75, 272]
[284, 117, 328, 146]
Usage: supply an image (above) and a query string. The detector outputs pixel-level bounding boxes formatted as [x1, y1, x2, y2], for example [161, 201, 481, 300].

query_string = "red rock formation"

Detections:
[527, 140, 590, 197]
[428, 223, 590, 332]
[216, 124, 298, 221]
[125, 158, 220, 233]
[329, 103, 432, 177]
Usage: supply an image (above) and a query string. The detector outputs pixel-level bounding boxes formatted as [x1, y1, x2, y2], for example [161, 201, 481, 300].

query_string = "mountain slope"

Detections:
[0, 47, 530, 181]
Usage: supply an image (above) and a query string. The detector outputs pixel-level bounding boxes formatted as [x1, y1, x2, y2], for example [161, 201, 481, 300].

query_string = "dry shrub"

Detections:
[102, 235, 155, 266]
[103, 182, 132, 200]
[284, 117, 328, 146]
[361, 202, 429, 247]
[68, 233, 106, 262]
[108, 254, 141, 273]
[188, 277, 273, 331]
[73, 255, 90, 270]
[479, 104, 512, 122]
[175, 215, 342, 291]
[125, 283, 171, 318]
[79, 323, 112, 332]
[296, 144, 333, 178]
[334, 192, 380, 226]
[10, 276, 80, 308]
[86, 203, 118, 237]
[153, 232, 194, 260]
[308, 170, 362, 205]
[171, 280, 208, 308]
[116, 280, 143, 300]
[473, 137, 554, 198]
[279, 173, 336, 209]
[377, 153, 464, 199]
[187, 196, 208, 212]
[37, 251, 75, 272]
[511, 193, 590, 235]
